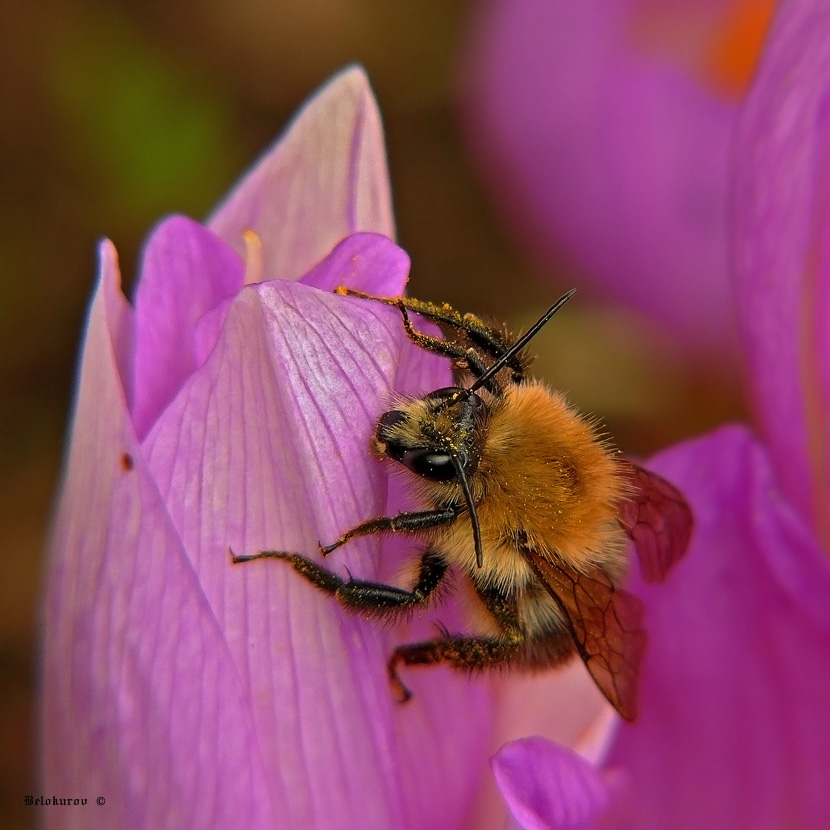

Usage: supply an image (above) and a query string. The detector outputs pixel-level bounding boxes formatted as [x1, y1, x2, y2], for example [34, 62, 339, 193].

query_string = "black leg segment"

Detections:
[388, 583, 526, 701]
[395, 304, 505, 396]
[336, 549, 448, 617]
[231, 547, 449, 621]
[334, 287, 528, 384]
[320, 505, 461, 555]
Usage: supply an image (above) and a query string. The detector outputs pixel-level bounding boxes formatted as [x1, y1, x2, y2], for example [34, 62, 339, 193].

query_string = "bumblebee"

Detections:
[233, 288, 692, 720]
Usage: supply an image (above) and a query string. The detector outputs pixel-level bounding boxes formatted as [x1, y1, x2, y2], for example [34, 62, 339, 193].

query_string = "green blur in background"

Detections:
[0, 3, 742, 827]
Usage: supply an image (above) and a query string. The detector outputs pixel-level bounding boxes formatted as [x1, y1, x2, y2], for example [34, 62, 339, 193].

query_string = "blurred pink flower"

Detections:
[41, 68, 504, 829]
[490, 1, 830, 826]
[462, 0, 776, 353]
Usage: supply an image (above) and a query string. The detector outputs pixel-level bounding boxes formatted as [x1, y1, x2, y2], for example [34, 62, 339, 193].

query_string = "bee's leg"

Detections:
[320, 505, 461, 555]
[388, 585, 524, 701]
[393, 304, 502, 397]
[402, 305, 524, 382]
[338, 293, 495, 386]
[231, 547, 448, 619]
[335, 287, 469, 330]
[335, 287, 525, 384]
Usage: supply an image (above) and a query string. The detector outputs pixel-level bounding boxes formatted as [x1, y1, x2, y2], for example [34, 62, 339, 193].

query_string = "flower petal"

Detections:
[461, 0, 736, 350]
[492, 737, 618, 830]
[132, 215, 244, 438]
[489, 663, 610, 766]
[141, 241, 493, 828]
[208, 66, 395, 282]
[607, 424, 830, 827]
[733, 0, 830, 541]
[42, 242, 276, 829]
[300, 231, 410, 295]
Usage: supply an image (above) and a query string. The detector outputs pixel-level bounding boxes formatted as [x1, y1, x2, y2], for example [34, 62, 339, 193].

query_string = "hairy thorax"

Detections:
[424, 381, 629, 592]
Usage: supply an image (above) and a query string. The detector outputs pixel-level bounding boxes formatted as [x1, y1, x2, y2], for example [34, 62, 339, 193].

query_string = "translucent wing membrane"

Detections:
[619, 460, 693, 584]
[523, 550, 646, 721]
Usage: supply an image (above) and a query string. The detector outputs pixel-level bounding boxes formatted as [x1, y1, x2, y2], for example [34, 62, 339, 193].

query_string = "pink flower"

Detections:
[48, 9, 830, 821]
[41, 68, 500, 829]
[490, 1, 830, 826]
[462, 0, 776, 353]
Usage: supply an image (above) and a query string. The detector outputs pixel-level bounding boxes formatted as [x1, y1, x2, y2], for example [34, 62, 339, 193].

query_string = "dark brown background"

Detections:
[0, 2, 742, 827]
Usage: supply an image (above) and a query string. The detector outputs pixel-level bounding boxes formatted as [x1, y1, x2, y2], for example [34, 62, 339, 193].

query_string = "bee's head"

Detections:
[374, 386, 488, 567]
[373, 387, 487, 482]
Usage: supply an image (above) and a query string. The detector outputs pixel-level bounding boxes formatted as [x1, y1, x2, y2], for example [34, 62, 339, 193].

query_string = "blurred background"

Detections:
[2, 0, 764, 826]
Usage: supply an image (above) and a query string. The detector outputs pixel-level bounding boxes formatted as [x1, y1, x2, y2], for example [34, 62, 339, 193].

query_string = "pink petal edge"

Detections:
[42, 242, 276, 830]
[733, 0, 830, 540]
[608, 424, 830, 828]
[208, 65, 395, 284]
[132, 216, 244, 438]
[492, 737, 618, 830]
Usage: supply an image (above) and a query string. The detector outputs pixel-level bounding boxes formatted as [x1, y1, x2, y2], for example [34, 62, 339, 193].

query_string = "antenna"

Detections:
[467, 289, 577, 395]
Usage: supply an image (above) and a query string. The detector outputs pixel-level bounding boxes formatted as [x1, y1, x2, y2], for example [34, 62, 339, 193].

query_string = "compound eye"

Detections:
[401, 449, 457, 482]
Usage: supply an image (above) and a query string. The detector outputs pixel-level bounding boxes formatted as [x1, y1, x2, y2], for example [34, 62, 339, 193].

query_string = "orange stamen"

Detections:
[704, 0, 777, 96]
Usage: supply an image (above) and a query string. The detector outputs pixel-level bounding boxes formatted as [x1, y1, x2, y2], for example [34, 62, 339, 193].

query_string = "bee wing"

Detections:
[523, 550, 646, 721]
[618, 460, 693, 584]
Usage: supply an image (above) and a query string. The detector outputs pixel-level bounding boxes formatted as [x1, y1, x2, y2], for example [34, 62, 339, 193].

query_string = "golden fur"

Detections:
[383, 379, 630, 639]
